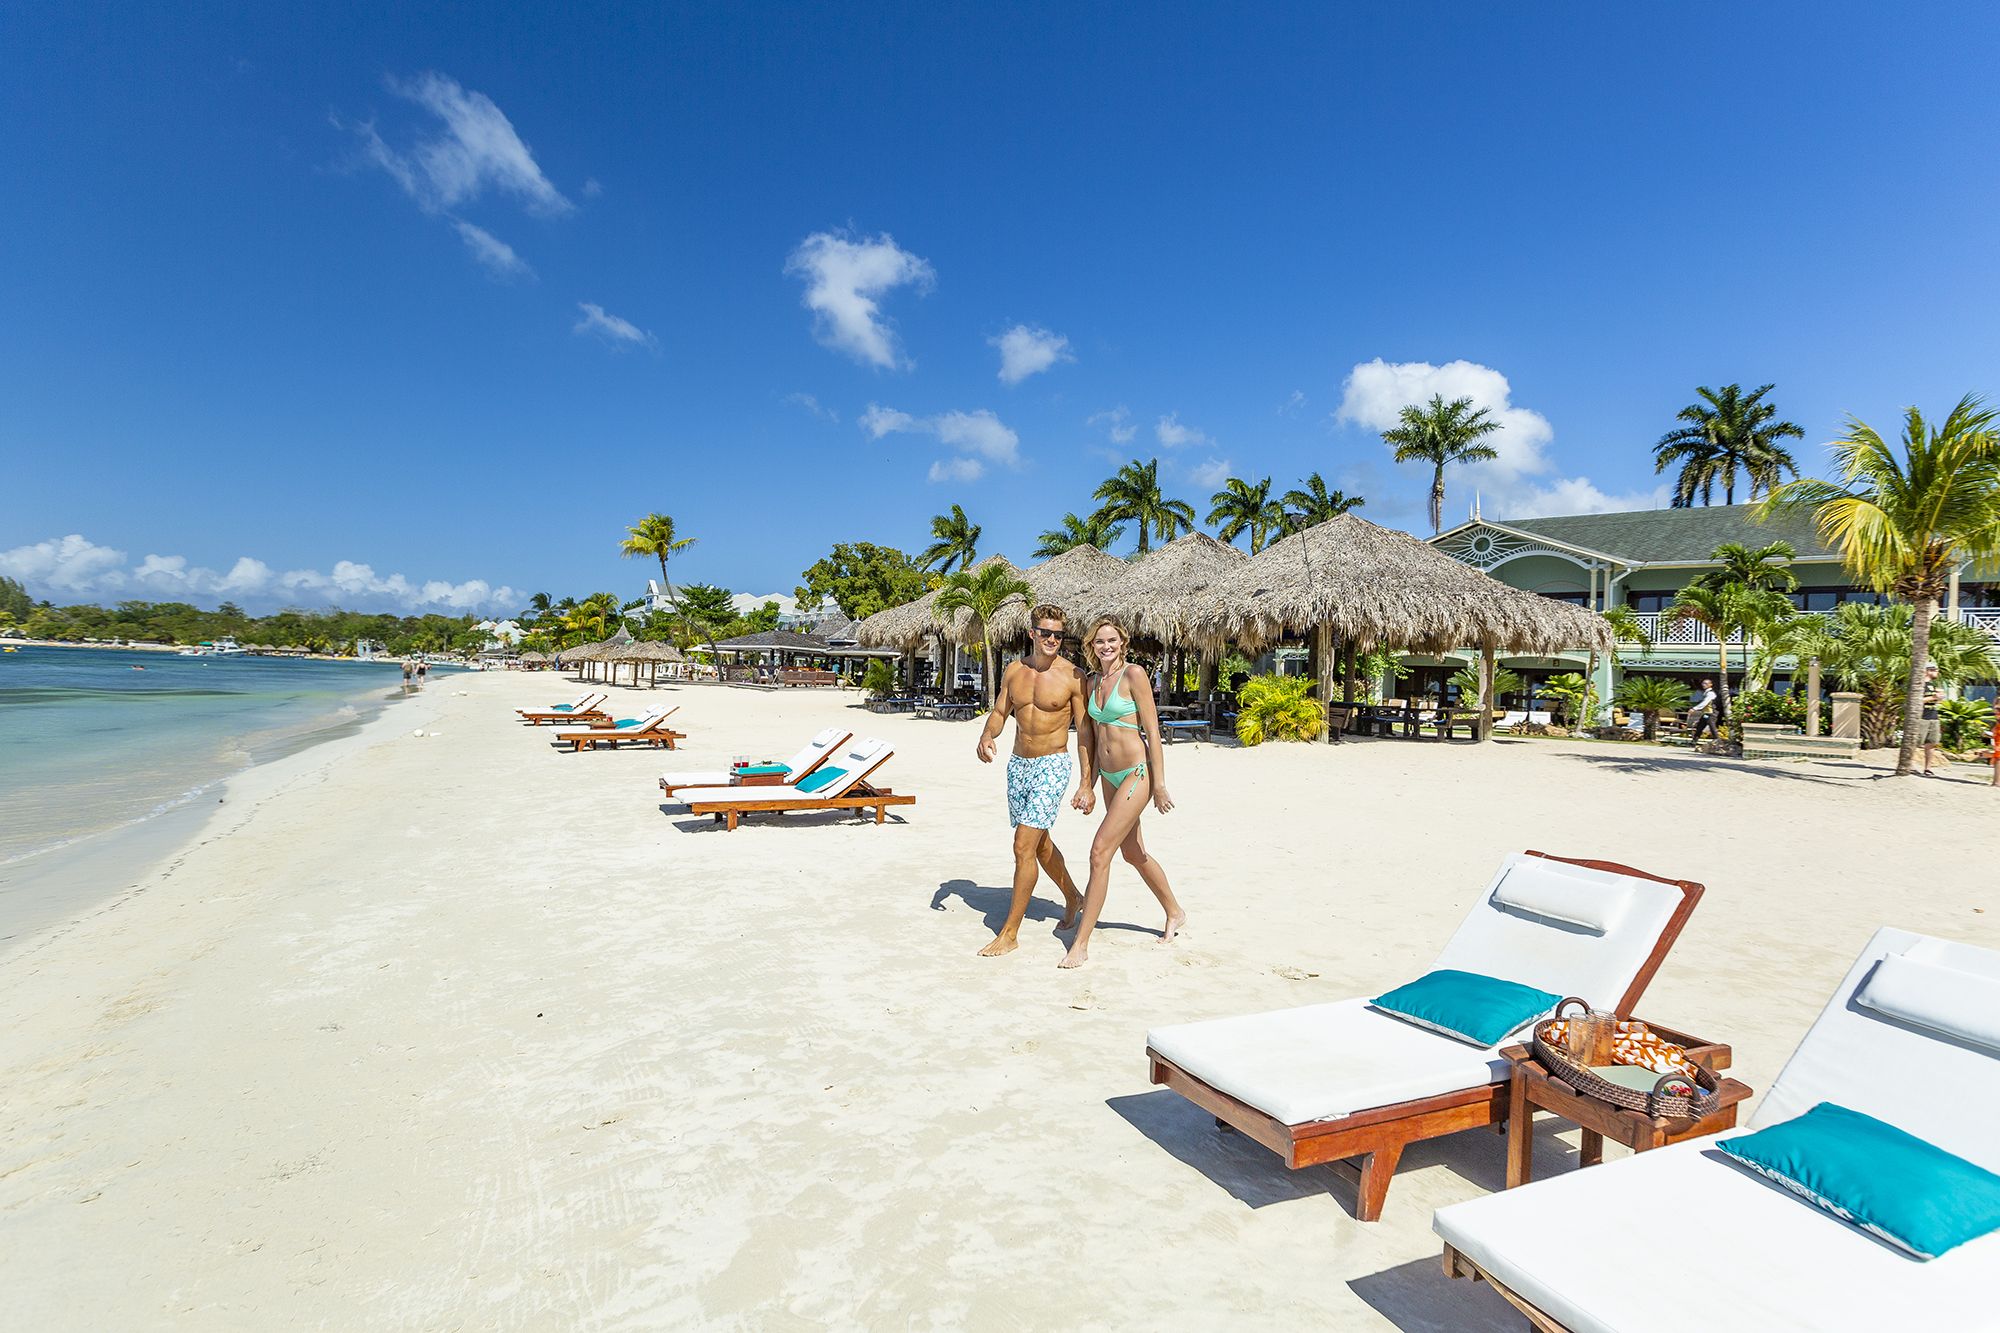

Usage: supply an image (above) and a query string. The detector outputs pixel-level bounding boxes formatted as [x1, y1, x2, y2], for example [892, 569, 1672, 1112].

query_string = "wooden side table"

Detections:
[1502, 1025, 1753, 1189]
[731, 769, 790, 787]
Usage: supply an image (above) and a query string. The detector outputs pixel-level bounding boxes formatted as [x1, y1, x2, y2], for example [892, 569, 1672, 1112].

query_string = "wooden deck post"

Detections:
[1477, 645, 1497, 743]
[1315, 622, 1336, 740]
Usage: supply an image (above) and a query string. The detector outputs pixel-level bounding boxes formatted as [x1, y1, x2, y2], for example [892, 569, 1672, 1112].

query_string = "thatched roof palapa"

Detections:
[855, 554, 1031, 651]
[1097, 532, 1248, 652]
[1020, 544, 1129, 632]
[1203, 514, 1614, 655]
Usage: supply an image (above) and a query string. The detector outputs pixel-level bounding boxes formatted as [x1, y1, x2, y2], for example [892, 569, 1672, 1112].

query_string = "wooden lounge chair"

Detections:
[1437, 927, 2000, 1332]
[657, 726, 852, 797]
[553, 706, 683, 751]
[518, 692, 608, 725]
[1144, 852, 1702, 1222]
[676, 737, 914, 831]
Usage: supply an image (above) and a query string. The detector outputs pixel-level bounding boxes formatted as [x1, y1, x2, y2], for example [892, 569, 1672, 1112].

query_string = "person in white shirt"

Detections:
[1687, 678, 1720, 741]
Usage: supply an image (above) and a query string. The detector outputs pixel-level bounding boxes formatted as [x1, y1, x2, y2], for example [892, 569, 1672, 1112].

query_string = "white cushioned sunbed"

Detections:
[674, 737, 891, 806]
[1145, 852, 1703, 1220]
[658, 726, 850, 793]
[1434, 928, 2000, 1333]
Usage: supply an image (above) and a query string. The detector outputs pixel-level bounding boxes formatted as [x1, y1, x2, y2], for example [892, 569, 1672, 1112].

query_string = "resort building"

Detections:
[1425, 504, 2000, 711]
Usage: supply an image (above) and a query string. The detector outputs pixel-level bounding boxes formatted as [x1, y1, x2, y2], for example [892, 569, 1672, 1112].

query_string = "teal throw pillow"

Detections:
[613, 718, 638, 728]
[797, 766, 847, 794]
[1370, 969, 1560, 1047]
[1718, 1102, 2000, 1260]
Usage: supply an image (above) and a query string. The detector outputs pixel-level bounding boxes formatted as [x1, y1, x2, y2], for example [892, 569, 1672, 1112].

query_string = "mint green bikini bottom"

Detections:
[1101, 761, 1148, 788]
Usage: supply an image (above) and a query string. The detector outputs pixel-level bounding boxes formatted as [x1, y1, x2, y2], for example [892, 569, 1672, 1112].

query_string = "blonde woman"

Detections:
[1063, 617, 1186, 968]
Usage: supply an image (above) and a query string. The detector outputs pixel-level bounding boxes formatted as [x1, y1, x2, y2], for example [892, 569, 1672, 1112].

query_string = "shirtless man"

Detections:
[973, 603, 1089, 957]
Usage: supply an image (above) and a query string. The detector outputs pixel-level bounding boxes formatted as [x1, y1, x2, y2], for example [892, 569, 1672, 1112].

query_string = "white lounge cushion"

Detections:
[661, 727, 850, 790]
[1434, 1136, 2000, 1333]
[659, 770, 730, 789]
[680, 738, 892, 806]
[1855, 953, 2000, 1058]
[1490, 858, 1633, 935]
[1146, 998, 1507, 1126]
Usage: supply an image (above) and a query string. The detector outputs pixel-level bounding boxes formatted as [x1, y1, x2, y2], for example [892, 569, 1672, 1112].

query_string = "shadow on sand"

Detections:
[930, 878, 1155, 937]
[1347, 1255, 1520, 1332]
[661, 804, 912, 834]
[1550, 747, 1886, 789]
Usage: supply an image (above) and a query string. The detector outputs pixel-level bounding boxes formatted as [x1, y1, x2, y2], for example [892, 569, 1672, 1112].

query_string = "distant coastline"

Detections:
[2, 638, 417, 664]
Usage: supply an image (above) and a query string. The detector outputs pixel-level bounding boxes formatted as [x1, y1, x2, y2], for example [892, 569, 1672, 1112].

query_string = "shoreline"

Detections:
[0, 672, 439, 956]
[0, 671, 1993, 1328]
[1, 638, 480, 665]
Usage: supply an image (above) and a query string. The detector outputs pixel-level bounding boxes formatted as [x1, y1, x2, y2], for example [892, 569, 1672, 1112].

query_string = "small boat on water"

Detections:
[179, 636, 247, 657]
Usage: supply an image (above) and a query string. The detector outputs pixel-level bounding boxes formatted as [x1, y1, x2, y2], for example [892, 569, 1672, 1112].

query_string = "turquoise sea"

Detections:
[0, 646, 436, 872]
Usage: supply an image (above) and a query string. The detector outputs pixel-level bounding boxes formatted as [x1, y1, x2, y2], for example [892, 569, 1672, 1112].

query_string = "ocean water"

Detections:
[0, 646, 432, 870]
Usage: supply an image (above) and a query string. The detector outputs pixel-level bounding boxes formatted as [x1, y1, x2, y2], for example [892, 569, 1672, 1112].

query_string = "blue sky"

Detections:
[3, 4, 1997, 614]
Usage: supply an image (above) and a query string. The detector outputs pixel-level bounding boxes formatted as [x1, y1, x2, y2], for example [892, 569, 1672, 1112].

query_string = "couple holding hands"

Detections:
[974, 602, 1187, 968]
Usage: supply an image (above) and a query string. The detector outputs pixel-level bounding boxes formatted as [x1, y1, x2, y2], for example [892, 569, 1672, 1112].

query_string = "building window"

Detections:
[1627, 591, 1674, 613]
[1537, 590, 1589, 605]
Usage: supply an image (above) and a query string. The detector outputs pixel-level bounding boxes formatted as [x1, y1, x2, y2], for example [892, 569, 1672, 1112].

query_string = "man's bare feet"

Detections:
[978, 935, 1019, 957]
[1161, 911, 1186, 944]
[1058, 890, 1083, 931]
[1057, 945, 1087, 969]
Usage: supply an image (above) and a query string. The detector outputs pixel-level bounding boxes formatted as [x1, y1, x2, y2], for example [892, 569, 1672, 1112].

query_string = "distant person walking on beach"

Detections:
[401, 659, 414, 690]
[417, 660, 428, 687]
[1063, 617, 1186, 969]
[1687, 677, 1720, 742]
[973, 603, 1087, 957]
[1919, 664, 1945, 776]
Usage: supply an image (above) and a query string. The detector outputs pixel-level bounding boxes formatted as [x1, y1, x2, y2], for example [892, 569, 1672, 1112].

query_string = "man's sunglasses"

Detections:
[1032, 626, 1065, 640]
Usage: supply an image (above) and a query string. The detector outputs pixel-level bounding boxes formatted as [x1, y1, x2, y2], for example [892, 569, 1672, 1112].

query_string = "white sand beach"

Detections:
[3, 672, 1996, 1330]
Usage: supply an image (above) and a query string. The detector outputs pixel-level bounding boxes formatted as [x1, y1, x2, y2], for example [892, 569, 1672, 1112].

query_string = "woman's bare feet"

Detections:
[1057, 944, 1087, 968]
[1161, 911, 1186, 944]
[978, 933, 1019, 957]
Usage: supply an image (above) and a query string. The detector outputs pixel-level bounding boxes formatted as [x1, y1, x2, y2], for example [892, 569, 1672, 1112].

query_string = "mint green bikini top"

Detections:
[1088, 673, 1141, 729]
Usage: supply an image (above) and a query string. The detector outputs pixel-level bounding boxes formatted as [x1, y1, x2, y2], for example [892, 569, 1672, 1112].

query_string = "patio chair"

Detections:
[676, 736, 915, 831]
[553, 706, 683, 751]
[1144, 852, 1703, 1221]
[1436, 927, 2000, 1332]
[657, 726, 852, 796]
[518, 692, 607, 725]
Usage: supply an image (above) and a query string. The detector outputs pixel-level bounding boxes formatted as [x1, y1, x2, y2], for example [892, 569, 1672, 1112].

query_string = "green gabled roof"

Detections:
[1498, 505, 1840, 565]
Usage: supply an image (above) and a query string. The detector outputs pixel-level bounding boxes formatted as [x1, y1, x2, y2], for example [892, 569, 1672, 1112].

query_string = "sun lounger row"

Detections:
[1143, 852, 2000, 1330]
[553, 706, 682, 751]
[518, 691, 608, 725]
[664, 733, 914, 831]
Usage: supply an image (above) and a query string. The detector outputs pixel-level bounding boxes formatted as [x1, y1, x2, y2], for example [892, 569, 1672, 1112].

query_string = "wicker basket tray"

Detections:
[1530, 998, 1724, 1123]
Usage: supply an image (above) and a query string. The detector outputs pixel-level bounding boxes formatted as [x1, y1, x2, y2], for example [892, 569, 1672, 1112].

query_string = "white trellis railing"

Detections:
[1614, 607, 2000, 646]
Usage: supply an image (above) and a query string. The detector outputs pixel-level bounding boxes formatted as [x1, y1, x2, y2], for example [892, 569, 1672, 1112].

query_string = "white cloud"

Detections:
[1155, 412, 1210, 448]
[1187, 456, 1233, 489]
[0, 534, 127, 593]
[784, 392, 839, 423]
[990, 324, 1073, 385]
[862, 404, 1020, 481]
[784, 230, 934, 369]
[573, 301, 655, 349]
[1334, 357, 1660, 518]
[928, 457, 985, 484]
[581, 177, 603, 198]
[859, 403, 917, 438]
[357, 72, 571, 217]
[454, 220, 532, 278]
[0, 534, 517, 613]
[1279, 389, 1306, 416]
[1089, 406, 1137, 444]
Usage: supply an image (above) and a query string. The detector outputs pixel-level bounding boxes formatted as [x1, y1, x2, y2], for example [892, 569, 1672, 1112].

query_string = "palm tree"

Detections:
[1279, 473, 1364, 534]
[1654, 384, 1804, 507]
[1092, 458, 1196, 554]
[1206, 476, 1287, 552]
[919, 505, 981, 573]
[933, 563, 1034, 706]
[1693, 539, 1799, 693]
[521, 592, 553, 624]
[1613, 676, 1692, 741]
[1666, 582, 1794, 740]
[1034, 512, 1125, 559]
[1381, 394, 1502, 534]
[620, 513, 717, 665]
[1819, 602, 2000, 749]
[1755, 611, 1843, 727]
[1763, 396, 2000, 773]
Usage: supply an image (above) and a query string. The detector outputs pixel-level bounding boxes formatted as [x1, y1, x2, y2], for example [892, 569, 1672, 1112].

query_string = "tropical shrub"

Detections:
[1940, 697, 1995, 752]
[861, 659, 895, 696]
[1733, 688, 1803, 726]
[1540, 672, 1595, 728]
[1233, 673, 1327, 746]
[1821, 603, 1999, 748]
[1613, 675, 1691, 740]
[1447, 664, 1523, 708]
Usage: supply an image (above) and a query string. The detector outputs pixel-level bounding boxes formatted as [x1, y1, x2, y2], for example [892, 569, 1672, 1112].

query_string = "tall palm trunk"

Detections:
[1897, 597, 1937, 775]
[1429, 466, 1446, 535]
[1715, 640, 1732, 743]
[977, 617, 996, 707]
[657, 553, 723, 676]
